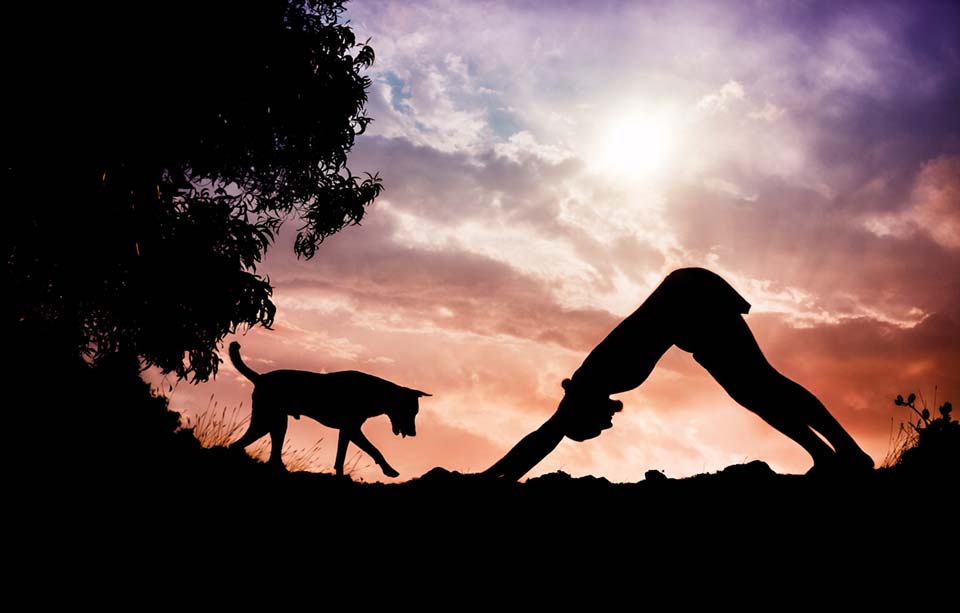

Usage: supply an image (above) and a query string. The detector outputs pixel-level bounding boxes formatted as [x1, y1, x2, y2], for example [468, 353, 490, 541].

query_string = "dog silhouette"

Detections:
[228, 342, 430, 477]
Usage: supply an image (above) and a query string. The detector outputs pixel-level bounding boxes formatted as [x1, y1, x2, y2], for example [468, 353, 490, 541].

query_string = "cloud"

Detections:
[696, 80, 746, 114]
[347, 135, 669, 314]
[373, 65, 489, 153]
[702, 177, 758, 202]
[269, 211, 623, 355]
[665, 160, 960, 325]
[864, 156, 960, 251]
[908, 158, 960, 250]
[749, 102, 786, 122]
[493, 131, 572, 164]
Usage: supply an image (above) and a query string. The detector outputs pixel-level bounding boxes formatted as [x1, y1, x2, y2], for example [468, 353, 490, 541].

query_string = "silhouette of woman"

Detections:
[484, 268, 874, 480]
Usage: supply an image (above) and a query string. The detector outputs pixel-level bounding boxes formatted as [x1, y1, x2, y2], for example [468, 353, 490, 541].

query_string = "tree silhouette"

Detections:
[4, 1, 382, 381]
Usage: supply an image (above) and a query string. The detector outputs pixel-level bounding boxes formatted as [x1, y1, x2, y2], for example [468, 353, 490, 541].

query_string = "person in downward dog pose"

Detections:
[484, 268, 874, 481]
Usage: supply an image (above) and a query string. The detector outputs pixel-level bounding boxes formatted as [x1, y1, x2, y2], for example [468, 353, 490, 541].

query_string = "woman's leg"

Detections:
[689, 315, 872, 471]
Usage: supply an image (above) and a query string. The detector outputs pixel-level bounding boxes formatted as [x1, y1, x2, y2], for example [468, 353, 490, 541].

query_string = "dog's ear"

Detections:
[415, 389, 432, 398]
[561, 378, 573, 391]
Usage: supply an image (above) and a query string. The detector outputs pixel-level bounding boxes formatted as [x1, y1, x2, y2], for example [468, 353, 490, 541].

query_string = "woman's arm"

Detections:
[483, 412, 567, 481]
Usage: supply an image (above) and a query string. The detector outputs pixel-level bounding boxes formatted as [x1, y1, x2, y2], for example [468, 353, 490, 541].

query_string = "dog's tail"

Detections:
[228, 342, 260, 383]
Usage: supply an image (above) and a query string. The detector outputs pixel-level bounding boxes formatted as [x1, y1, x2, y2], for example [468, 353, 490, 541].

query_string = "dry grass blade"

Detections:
[178, 401, 339, 474]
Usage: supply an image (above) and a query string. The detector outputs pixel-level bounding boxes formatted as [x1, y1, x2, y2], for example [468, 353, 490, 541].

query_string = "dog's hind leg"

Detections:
[335, 430, 350, 477]
[231, 396, 272, 450]
[267, 412, 288, 469]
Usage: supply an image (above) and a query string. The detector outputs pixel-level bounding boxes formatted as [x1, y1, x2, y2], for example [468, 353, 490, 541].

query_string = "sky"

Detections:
[147, 0, 960, 482]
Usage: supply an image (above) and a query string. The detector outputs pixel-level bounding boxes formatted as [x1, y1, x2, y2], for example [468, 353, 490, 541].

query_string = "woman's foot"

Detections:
[806, 451, 874, 478]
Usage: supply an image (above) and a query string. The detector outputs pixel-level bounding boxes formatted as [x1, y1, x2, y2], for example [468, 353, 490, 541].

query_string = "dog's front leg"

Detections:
[335, 430, 350, 477]
[349, 428, 400, 478]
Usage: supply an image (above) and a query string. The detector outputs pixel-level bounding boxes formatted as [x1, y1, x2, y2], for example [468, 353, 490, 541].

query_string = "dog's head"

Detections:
[388, 388, 431, 438]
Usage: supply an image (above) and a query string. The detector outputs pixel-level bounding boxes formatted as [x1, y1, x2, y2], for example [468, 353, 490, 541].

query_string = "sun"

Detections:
[593, 112, 675, 180]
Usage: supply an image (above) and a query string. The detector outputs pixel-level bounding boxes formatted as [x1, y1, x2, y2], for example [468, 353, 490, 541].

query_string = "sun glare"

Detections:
[594, 112, 675, 180]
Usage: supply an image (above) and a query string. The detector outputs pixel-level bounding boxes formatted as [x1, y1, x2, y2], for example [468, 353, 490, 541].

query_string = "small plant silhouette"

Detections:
[887, 390, 958, 470]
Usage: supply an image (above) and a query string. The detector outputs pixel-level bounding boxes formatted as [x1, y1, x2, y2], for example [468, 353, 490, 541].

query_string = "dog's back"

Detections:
[257, 369, 406, 413]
